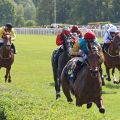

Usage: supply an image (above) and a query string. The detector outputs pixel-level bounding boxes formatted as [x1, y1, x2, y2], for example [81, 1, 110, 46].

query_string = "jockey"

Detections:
[103, 25, 119, 50]
[54, 27, 77, 68]
[68, 31, 100, 81]
[70, 31, 100, 56]
[70, 25, 83, 38]
[0, 23, 16, 54]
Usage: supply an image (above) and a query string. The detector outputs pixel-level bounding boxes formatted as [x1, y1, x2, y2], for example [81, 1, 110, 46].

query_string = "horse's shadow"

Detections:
[0, 107, 7, 120]
[49, 82, 55, 87]
[105, 82, 120, 89]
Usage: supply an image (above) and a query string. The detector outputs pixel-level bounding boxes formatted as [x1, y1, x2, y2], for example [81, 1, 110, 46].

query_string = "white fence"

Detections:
[15, 28, 106, 38]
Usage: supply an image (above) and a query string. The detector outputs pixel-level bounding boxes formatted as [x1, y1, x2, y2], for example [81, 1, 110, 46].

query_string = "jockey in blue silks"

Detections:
[68, 31, 100, 82]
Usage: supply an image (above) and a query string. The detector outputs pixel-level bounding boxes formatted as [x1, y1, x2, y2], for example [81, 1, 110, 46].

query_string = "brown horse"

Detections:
[61, 48, 105, 113]
[0, 32, 14, 82]
[103, 33, 120, 83]
[51, 37, 73, 100]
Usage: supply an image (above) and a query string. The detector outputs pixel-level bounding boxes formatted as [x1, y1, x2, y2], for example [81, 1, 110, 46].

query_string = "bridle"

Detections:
[0, 33, 12, 59]
[104, 41, 120, 58]
[86, 50, 101, 77]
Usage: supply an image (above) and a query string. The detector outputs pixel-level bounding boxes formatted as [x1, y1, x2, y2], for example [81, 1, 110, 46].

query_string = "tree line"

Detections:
[0, 0, 120, 27]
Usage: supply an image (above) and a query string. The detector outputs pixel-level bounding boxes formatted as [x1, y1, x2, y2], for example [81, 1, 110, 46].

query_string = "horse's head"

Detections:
[112, 32, 120, 56]
[87, 47, 101, 77]
[2, 32, 11, 47]
[62, 35, 74, 52]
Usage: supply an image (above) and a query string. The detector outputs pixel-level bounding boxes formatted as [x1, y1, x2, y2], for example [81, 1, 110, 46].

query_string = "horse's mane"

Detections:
[98, 47, 104, 63]
[114, 32, 120, 42]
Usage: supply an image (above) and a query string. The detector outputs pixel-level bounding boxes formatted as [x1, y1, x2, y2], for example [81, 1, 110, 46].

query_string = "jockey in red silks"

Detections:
[70, 25, 83, 38]
[54, 27, 77, 68]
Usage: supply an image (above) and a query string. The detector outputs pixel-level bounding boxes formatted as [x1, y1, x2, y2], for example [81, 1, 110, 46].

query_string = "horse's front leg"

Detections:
[112, 68, 119, 84]
[106, 67, 111, 81]
[118, 70, 120, 84]
[55, 70, 61, 100]
[94, 97, 105, 114]
[5, 67, 11, 83]
[5, 68, 9, 82]
[99, 65, 105, 85]
[8, 68, 11, 83]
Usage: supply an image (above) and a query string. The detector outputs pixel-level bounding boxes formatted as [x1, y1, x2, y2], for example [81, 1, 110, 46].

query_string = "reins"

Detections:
[104, 47, 119, 58]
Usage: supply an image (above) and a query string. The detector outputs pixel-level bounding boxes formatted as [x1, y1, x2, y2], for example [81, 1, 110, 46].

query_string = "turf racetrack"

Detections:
[0, 35, 120, 120]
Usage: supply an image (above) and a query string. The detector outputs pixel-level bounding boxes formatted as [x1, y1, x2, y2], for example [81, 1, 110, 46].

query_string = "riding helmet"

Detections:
[84, 31, 96, 40]
[108, 26, 119, 33]
[5, 23, 13, 29]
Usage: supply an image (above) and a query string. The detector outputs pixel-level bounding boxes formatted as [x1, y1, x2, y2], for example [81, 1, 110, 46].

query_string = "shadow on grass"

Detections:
[102, 90, 117, 94]
[105, 82, 120, 89]
[0, 107, 7, 120]
[49, 82, 55, 87]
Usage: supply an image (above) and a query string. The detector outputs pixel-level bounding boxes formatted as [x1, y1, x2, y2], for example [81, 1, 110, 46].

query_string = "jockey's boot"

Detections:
[0, 43, 3, 48]
[68, 60, 82, 83]
[11, 43, 17, 54]
[54, 47, 64, 68]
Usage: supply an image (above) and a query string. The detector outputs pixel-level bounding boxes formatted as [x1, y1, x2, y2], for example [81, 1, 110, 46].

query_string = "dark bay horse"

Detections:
[0, 32, 14, 82]
[61, 48, 105, 113]
[103, 33, 120, 83]
[51, 37, 74, 99]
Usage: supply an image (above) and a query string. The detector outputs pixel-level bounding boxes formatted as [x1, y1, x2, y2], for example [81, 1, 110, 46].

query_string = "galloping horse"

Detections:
[0, 32, 14, 82]
[61, 47, 105, 113]
[103, 32, 120, 83]
[51, 36, 74, 99]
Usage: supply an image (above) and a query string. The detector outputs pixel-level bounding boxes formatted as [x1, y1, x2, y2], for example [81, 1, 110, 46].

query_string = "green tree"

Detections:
[0, 0, 16, 26]
[14, 0, 36, 20]
[14, 4, 25, 26]
[36, 0, 54, 25]
[112, 0, 120, 22]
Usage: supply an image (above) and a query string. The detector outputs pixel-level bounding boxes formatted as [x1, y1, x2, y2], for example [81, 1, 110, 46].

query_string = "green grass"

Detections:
[0, 35, 120, 120]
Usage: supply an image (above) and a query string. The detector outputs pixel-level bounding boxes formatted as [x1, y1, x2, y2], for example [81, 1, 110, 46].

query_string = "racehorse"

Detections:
[61, 47, 105, 113]
[51, 36, 74, 100]
[0, 32, 14, 82]
[103, 32, 120, 84]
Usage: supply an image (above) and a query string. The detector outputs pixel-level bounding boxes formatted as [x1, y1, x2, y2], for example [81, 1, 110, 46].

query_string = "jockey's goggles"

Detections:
[87, 39, 94, 43]
[110, 32, 115, 34]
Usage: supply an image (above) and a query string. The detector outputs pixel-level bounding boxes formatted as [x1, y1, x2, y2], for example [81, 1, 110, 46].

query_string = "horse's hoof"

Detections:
[99, 108, 105, 114]
[8, 80, 11, 83]
[113, 81, 119, 84]
[102, 82, 105, 86]
[67, 98, 73, 103]
[107, 78, 111, 81]
[87, 102, 92, 109]
[56, 94, 61, 100]
[119, 80, 120, 84]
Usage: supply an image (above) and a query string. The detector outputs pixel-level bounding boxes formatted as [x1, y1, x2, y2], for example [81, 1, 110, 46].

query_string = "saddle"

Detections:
[65, 56, 87, 83]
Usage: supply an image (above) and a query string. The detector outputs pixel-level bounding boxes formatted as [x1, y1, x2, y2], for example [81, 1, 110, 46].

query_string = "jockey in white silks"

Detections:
[103, 25, 119, 50]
